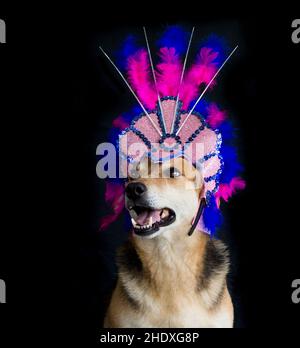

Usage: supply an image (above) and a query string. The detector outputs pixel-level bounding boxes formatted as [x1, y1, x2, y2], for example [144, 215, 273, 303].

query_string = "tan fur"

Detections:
[104, 158, 234, 328]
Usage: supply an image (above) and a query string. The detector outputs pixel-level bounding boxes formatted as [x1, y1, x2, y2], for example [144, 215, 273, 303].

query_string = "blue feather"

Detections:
[157, 26, 189, 55]
[220, 145, 243, 183]
[116, 35, 140, 69]
[203, 197, 223, 235]
[193, 99, 210, 116]
[108, 106, 141, 144]
[218, 120, 236, 142]
[199, 34, 229, 66]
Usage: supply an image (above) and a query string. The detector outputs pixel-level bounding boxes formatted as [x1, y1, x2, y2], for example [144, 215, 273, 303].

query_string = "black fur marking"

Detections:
[116, 241, 144, 310]
[197, 239, 229, 306]
[116, 241, 143, 280]
[119, 281, 140, 310]
[200, 239, 228, 287]
[214, 279, 226, 307]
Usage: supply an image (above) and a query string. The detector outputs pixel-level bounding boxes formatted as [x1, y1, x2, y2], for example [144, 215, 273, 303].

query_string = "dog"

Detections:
[104, 156, 233, 328]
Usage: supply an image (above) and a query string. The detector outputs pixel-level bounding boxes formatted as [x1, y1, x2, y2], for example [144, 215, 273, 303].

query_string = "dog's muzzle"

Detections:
[125, 182, 205, 237]
[125, 182, 176, 236]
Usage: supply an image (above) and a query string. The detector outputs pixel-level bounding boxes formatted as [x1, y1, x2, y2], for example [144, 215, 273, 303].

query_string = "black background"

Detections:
[0, 4, 299, 345]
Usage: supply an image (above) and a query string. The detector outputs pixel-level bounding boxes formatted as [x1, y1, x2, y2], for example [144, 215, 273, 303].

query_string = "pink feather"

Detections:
[112, 115, 130, 130]
[215, 177, 246, 208]
[100, 181, 125, 230]
[206, 103, 227, 128]
[126, 49, 157, 110]
[156, 47, 182, 97]
[180, 47, 219, 109]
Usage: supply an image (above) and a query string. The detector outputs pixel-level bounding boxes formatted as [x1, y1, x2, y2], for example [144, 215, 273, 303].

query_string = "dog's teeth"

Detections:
[130, 210, 138, 220]
[161, 209, 167, 218]
[149, 217, 153, 226]
[131, 218, 137, 226]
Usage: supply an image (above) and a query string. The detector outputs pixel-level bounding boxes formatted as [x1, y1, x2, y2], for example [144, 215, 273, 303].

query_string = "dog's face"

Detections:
[125, 157, 204, 239]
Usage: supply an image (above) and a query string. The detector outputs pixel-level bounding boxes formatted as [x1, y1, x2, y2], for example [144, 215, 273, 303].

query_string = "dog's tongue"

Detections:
[136, 209, 161, 225]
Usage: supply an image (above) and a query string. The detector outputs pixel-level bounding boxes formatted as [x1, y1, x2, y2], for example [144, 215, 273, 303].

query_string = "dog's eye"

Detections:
[169, 167, 181, 178]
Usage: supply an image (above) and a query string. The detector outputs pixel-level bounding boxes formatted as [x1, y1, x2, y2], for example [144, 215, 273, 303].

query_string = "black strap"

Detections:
[187, 198, 206, 236]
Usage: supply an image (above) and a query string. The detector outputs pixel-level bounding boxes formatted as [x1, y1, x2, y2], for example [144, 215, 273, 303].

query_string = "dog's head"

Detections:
[125, 157, 204, 239]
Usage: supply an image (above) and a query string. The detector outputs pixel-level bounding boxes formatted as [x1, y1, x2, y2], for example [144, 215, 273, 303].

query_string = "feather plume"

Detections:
[220, 145, 243, 183]
[206, 103, 227, 128]
[215, 177, 246, 207]
[112, 115, 130, 130]
[156, 47, 182, 97]
[157, 26, 189, 55]
[100, 181, 125, 230]
[180, 47, 219, 109]
[126, 49, 157, 110]
[202, 196, 223, 235]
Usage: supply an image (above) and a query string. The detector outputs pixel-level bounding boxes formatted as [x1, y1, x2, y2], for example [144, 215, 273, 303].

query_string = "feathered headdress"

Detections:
[99, 26, 245, 235]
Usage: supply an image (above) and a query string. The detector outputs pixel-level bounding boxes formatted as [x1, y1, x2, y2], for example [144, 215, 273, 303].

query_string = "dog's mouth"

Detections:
[128, 205, 176, 236]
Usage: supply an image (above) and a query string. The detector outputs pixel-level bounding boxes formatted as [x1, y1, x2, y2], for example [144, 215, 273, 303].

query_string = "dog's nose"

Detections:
[125, 182, 147, 200]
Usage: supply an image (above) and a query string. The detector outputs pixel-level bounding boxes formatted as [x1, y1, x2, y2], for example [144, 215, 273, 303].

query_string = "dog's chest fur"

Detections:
[105, 233, 233, 328]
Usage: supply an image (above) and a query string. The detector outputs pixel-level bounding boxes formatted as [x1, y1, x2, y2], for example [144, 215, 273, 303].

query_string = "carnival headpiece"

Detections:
[100, 26, 245, 235]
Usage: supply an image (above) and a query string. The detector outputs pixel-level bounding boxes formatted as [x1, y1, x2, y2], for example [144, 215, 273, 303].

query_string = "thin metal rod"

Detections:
[170, 27, 195, 134]
[176, 45, 238, 136]
[99, 46, 162, 136]
[143, 27, 166, 133]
